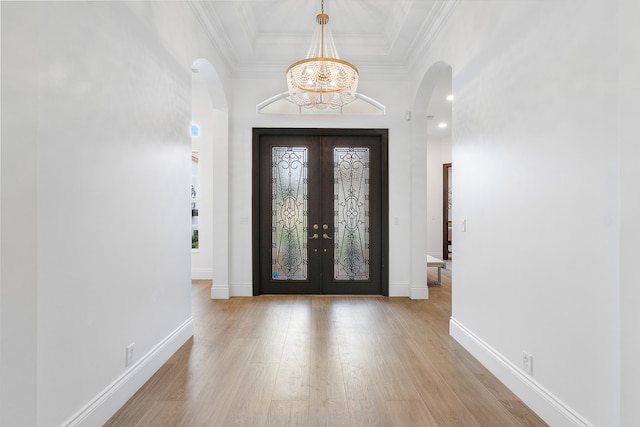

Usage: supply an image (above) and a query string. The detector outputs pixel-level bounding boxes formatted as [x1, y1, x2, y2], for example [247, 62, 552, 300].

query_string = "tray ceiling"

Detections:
[189, 0, 452, 76]
[190, 0, 453, 133]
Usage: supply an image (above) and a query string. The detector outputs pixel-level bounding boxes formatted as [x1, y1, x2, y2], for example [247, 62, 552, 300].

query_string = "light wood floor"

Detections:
[105, 265, 547, 427]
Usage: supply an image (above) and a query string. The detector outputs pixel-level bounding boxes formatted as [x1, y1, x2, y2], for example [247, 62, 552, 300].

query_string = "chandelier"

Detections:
[286, 0, 359, 109]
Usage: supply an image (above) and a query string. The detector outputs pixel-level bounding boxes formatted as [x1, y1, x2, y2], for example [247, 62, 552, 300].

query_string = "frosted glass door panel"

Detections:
[271, 147, 308, 280]
[334, 147, 370, 280]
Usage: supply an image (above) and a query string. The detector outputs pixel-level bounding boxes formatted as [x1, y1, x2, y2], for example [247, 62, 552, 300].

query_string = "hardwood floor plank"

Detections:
[271, 331, 311, 401]
[307, 399, 350, 427]
[246, 299, 293, 364]
[190, 338, 260, 424]
[309, 337, 347, 403]
[287, 401, 309, 426]
[373, 335, 422, 401]
[341, 361, 379, 401]
[221, 363, 279, 427]
[500, 399, 549, 427]
[106, 274, 547, 427]
[265, 401, 309, 427]
[104, 398, 154, 427]
[385, 400, 441, 427]
[346, 397, 394, 427]
[309, 298, 335, 338]
[408, 325, 528, 426]
[390, 337, 482, 427]
[133, 401, 190, 427]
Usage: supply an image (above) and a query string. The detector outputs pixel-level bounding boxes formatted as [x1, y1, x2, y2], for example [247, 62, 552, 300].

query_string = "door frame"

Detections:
[252, 128, 389, 296]
[442, 163, 452, 260]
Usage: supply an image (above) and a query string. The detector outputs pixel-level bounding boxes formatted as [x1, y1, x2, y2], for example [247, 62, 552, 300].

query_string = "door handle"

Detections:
[309, 233, 319, 240]
[322, 233, 333, 240]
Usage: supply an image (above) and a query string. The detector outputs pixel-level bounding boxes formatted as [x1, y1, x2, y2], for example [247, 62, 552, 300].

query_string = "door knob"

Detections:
[322, 233, 333, 240]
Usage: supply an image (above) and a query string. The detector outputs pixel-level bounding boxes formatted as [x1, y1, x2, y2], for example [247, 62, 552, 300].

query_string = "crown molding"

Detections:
[405, 0, 461, 68]
[188, 0, 459, 79]
[188, 1, 235, 75]
[235, 0, 259, 50]
[382, 0, 414, 49]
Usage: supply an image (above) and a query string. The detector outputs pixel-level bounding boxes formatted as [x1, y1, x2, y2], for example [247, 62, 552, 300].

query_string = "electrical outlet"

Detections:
[126, 343, 135, 367]
[522, 351, 533, 375]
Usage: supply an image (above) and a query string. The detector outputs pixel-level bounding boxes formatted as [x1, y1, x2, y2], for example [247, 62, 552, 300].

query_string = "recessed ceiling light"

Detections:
[438, 122, 448, 128]
[446, 94, 454, 101]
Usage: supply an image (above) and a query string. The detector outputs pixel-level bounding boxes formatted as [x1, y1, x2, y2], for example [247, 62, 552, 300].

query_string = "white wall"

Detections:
[0, 2, 231, 425]
[210, 108, 230, 298]
[226, 73, 418, 297]
[0, 5, 39, 423]
[411, 1, 624, 425]
[619, 0, 640, 425]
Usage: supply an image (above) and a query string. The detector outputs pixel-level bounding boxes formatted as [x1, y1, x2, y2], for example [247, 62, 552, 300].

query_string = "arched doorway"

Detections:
[410, 61, 453, 299]
[190, 58, 230, 299]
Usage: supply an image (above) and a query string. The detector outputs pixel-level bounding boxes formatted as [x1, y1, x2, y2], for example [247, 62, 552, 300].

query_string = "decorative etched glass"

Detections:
[334, 147, 370, 280]
[271, 147, 308, 280]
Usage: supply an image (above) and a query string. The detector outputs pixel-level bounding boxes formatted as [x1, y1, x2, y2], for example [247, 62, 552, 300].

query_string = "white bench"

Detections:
[427, 255, 446, 285]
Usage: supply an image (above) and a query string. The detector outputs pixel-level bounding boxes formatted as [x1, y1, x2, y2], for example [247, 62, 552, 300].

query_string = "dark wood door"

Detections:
[253, 128, 388, 295]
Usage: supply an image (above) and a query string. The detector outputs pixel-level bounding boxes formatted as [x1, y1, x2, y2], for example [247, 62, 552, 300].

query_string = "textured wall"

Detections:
[414, 1, 622, 425]
[619, 0, 640, 424]
[0, 2, 217, 424]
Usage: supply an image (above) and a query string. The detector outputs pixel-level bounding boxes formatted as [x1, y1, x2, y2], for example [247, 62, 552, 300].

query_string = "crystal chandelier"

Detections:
[286, 0, 359, 109]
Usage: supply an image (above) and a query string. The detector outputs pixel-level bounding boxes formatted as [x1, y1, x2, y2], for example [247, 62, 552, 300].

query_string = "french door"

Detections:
[252, 128, 388, 295]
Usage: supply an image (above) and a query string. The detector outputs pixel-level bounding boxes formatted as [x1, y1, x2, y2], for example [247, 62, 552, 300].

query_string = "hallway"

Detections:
[106, 267, 546, 426]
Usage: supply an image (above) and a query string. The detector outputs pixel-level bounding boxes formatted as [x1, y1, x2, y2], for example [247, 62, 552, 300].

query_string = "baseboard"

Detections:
[449, 317, 593, 427]
[389, 283, 410, 297]
[63, 317, 194, 427]
[191, 268, 213, 280]
[210, 283, 229, 299]
[230, 283, 253, 297]
[410, 285, 428, 300]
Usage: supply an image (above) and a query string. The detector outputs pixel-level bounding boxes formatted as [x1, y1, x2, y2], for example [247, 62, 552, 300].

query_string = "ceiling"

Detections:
[190, 0, 452, 134]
